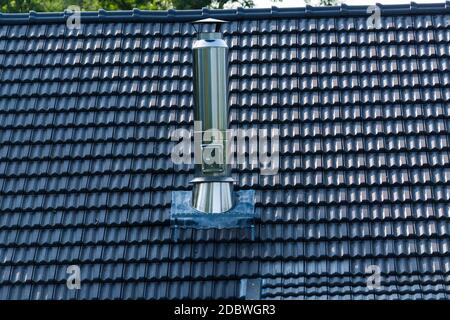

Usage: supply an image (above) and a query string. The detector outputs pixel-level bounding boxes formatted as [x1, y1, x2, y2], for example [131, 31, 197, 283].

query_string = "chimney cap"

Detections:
[191, 17, 228, 24]
[191, 17, 228, 32]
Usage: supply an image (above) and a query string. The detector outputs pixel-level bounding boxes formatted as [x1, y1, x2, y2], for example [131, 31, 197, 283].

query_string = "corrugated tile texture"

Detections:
[0, 6, 450, 299]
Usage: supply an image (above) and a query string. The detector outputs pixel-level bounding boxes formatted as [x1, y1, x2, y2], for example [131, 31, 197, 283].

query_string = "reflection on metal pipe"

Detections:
[192, 181, 234, 214]
[193, 32, 228, 137]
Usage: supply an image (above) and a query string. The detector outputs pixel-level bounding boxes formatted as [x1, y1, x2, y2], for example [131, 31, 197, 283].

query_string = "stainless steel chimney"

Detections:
[191, 20, 234, 213]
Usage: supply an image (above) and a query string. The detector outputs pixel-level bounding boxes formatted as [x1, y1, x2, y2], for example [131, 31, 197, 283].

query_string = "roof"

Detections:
[0, 3, 449, 300]
[0, 2, 450, 23]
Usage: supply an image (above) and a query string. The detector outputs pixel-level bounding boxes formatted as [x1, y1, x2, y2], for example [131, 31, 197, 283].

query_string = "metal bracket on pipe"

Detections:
[170, 189, 257, 241]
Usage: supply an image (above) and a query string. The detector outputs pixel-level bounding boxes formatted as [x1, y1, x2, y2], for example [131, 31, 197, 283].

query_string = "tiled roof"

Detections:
[0, 3, 449, 300]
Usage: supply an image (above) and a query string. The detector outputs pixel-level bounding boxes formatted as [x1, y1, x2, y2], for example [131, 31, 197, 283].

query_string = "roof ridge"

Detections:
[0, 2, 449, 24]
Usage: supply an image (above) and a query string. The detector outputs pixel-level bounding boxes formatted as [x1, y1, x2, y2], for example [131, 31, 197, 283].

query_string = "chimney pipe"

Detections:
[190, 19, 234, 213]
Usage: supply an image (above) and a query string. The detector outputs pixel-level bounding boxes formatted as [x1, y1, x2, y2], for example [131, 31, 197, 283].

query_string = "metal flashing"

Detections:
[240, 278, 262, 300]
[170, 190, 257, 234]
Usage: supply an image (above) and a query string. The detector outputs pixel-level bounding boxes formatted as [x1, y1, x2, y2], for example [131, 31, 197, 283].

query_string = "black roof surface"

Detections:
[0, 3, 449, 299]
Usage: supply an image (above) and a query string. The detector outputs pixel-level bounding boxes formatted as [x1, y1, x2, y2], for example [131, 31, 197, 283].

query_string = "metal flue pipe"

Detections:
[190, 21, 234, 213]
